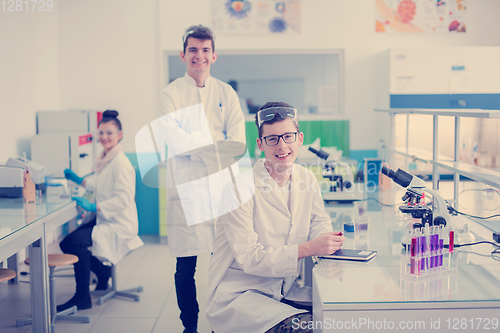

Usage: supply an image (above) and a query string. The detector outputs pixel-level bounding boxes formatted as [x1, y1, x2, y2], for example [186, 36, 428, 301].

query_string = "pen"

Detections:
[219, 103, 222, 112]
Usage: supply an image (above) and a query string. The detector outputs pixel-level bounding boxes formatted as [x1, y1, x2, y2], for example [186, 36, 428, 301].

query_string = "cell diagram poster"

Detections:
[211, 0, 301, 34]
[375, 0, 466, 33]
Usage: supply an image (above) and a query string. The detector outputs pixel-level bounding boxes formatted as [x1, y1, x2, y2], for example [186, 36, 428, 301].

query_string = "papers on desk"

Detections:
[319, 249, 377, 261]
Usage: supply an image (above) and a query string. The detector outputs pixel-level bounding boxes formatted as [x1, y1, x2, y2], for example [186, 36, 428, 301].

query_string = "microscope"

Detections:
[381, 166, 452, 227]
[308, 147, 363, 203]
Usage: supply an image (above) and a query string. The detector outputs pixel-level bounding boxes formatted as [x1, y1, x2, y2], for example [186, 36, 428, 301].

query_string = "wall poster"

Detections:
[211, 0, 301, 34]
[375, 0, 466, 33]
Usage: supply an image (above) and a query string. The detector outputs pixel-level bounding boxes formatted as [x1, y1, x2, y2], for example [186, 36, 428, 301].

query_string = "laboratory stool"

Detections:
[94, 261, 143, 305]
[0, 268, 16, 282]
[17, 254, 90, 331]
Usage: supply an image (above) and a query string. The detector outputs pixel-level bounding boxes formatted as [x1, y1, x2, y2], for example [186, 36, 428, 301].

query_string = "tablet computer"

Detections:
[319, 249, 377, 261]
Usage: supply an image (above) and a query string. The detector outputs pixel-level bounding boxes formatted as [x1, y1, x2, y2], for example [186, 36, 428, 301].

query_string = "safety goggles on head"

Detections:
[182, 29, 196, 44]
[256, 107, 298, 129]
[182, 26, 215, 45]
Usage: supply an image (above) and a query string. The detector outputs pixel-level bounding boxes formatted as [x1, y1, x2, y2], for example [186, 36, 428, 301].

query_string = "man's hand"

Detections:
[298, 232, 345, 259]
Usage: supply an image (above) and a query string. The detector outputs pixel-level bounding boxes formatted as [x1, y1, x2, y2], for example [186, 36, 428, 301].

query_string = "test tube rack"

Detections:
[401, 224, 458, 278]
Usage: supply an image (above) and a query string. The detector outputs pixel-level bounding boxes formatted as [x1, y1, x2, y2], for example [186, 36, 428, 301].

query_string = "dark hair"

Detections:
[228, 80, 238, 92]
[99, 110, 122, 131]
[183, 25, 215, 54]
[255, 102, 299, 138]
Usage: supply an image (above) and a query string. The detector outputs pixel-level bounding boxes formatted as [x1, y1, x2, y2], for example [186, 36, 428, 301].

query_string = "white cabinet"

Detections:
[377, 47, 500, 110]
[31, 132, 95, 178]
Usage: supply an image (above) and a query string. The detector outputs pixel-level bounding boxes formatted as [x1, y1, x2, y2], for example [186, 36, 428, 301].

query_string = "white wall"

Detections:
[160, 0, 500, 150]
[0, 0, 159, 164]
[57, 0, 159, 154]
[0, 7, 60, 163]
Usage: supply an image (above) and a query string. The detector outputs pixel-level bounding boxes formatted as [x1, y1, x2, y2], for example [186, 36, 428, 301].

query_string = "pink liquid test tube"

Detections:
[449, 230, 454, 253]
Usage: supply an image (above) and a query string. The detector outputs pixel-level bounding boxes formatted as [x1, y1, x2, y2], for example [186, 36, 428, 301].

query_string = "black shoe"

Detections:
[56, 293, 92, 312]
[182, 330, 198, 333]
[95, 265, 112, 291]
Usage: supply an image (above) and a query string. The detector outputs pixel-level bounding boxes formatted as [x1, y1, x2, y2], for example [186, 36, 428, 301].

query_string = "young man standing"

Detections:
[206, 102, 345, 333]
[159, 25, 246, 333]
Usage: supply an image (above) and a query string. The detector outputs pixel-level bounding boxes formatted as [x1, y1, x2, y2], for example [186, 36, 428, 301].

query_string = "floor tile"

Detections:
[0, 320, 32, 333]
[53, 315, 99, 333]
[89, 317, 156, 333]
[99, 290, 166, 318]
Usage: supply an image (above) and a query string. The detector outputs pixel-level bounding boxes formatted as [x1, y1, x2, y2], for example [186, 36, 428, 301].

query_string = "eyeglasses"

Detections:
[261, 132, 298, 146]
[256, 107, 298, 128]
[98, 130, 120, 136]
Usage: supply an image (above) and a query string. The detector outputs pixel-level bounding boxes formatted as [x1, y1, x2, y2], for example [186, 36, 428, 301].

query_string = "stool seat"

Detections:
[25, 254, 78, 267]
[18, 253, 89, 330]
[0, 268, 16, 282]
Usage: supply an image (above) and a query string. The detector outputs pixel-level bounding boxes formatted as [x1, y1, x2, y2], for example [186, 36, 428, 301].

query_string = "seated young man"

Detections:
[206, 102, 345, 333]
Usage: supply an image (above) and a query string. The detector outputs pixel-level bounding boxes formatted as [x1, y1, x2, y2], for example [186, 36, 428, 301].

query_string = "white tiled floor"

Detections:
[0, 236, 212, 333]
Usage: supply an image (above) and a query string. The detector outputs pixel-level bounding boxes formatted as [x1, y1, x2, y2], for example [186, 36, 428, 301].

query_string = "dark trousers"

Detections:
[280, 298, 313, 313]
[59, 219, 108, 296]
[175, 256, 199, 331]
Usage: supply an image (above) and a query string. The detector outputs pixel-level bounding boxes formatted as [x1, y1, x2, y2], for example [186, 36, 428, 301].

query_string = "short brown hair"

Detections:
[183, 25, 215, 53]
[255, 102, 299, 138]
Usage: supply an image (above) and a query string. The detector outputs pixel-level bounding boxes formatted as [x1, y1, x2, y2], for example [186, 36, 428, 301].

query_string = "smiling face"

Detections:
[180, 37, 217, 81]
[98, 121, 122, 152]
[257, 118, 303, 177]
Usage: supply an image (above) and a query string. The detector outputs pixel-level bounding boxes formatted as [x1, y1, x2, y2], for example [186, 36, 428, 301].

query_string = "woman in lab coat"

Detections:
[57, 110, 143, 311]
[206, 102, 345, 333]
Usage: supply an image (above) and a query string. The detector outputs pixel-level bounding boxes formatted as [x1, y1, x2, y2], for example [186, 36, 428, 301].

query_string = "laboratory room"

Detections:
[2, 1, 500, 333]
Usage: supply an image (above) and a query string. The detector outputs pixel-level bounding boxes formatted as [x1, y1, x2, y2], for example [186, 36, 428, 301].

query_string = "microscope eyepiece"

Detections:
[308, 147, 329, 160]
[381, 166, 395, 178]
[381, 166, 412, 188]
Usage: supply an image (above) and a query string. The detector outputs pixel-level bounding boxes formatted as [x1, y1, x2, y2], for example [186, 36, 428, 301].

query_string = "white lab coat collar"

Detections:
[183, 72, 212, 88]
[254, 159, 300, 218]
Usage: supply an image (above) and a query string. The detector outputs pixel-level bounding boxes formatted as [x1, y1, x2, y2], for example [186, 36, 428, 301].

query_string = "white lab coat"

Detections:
[206, 160, 333, 333]
[81, 151, 143, 264]
[159, 73, 246, 257]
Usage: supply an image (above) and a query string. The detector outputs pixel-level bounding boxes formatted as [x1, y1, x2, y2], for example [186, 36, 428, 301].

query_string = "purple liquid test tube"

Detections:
[439, 239, 444, 266]
[419, 236, 426, 272]
[433, 234, 439, 268]
[429, 235, 434, 269]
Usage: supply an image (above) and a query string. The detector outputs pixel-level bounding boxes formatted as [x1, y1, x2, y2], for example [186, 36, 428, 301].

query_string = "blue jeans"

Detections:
[175, 256, 199, 331]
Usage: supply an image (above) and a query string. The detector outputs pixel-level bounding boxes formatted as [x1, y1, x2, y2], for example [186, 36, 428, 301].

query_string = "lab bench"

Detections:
[0, 195, 80, 333]
[312, 185, 500, 332]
